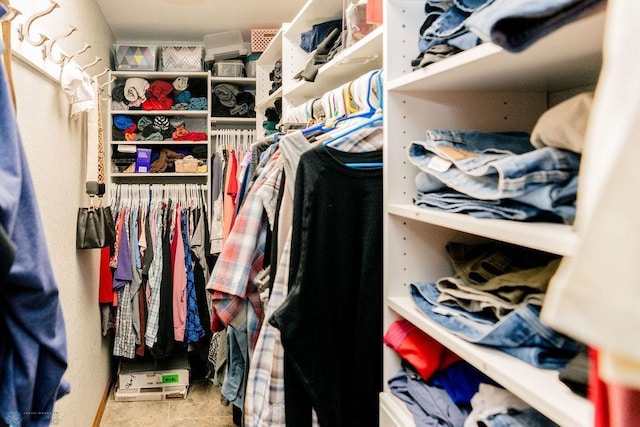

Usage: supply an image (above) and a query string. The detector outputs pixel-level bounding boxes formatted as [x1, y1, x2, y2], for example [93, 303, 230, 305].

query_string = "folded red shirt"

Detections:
[384, 319, 461, 380]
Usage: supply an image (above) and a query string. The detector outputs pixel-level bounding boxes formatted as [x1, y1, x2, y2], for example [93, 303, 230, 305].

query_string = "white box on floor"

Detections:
[114, 385, 189, 402]
[118, 354, 190, 390]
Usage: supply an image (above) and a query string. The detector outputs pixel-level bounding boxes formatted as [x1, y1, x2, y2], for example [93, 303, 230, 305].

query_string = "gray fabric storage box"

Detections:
[114, 45, 157, 71]
[160, 46, 203, 71]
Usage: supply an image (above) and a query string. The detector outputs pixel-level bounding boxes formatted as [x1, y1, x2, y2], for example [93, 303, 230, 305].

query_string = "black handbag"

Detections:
[76, 195, 115, 249]
[76, 86, 114, 250]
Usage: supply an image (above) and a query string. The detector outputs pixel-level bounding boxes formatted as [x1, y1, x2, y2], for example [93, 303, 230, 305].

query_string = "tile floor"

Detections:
[99, 378, 236, 427]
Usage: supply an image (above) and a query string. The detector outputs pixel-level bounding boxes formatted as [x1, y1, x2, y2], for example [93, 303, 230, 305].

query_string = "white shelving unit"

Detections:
[107, 71, 211, 183]
[382, 2, 606, 426]
[284, 25, 383, 101]
[254, 0, 384, 137]
[277, 0, 383, 120]
[255, 25, 286, 139]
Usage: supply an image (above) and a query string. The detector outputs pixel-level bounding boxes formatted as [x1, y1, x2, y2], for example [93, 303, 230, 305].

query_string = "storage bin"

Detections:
[251, 29, 278, 52]
[213, 60, 245, 77]
[160, 46, 203, 71]
[244, 53, 260, 78]
[114, 45, 157, 71]
[204, 30, 248, 61]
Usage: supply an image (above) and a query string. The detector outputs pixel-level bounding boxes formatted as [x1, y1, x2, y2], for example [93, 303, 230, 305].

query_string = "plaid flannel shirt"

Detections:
[207, 151, 282, 351]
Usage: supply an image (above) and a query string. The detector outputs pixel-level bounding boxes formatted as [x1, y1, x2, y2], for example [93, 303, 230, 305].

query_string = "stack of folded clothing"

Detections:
[409, 241, 584, 370]
[112, 114, 207, 142]
[384, 318, 559, 426]
[111, 76, 208, 112]
[268, 59, 282, 95]
[412, 0, 605, 69]
[408, 92, 592, 224]
[211, 83, 255, 118]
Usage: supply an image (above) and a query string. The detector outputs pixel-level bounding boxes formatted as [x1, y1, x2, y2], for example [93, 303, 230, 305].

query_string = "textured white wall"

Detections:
[10, 0, 115, 425]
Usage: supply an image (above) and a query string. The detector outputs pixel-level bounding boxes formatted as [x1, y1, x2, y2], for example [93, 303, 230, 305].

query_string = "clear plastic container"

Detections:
[204, 30, 248, 61]
[213, 60, 245, 77]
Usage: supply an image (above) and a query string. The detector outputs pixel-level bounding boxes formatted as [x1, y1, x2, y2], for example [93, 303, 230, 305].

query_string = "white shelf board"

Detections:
[258, 26, 286, 65]
[388, 203, 578, 256]
[110, 141, 207, 145]
[388, 296, 593, 427]
[284, 26, 383, 100]
[379, 392, 414, 427]
[111, 71, 210, 79]
[210, 117, 256, 125]
[388, 9, 605, 93]
[210, 76, 256, 85]
[111, 173, 207, 178]
[111, 110, 208, 117]
[256, 86, 283, 110]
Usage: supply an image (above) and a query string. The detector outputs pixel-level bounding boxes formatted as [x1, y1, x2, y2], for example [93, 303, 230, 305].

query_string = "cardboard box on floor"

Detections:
[114, 385, 189, 402]
[117, 354, 190, 390]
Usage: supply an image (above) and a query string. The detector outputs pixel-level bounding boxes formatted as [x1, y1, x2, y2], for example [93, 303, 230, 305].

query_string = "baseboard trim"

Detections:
[92, 373, 114, 427]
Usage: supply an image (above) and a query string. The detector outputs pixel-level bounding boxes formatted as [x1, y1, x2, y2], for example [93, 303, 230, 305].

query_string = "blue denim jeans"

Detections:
[222, 325, 248, 408]
[465, 0, 605, 52]
[467, 384, 559, 427]
[414, 189, 549, 221]
[486, 408, 559, 427]
[410, 282, 583, 369]
[408, 129, 580, 221]
[419, 0, 494, 52]
[388, 368, 469, 426]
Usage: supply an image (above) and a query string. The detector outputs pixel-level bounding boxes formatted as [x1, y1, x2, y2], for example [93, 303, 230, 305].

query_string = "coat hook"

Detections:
[1, 6, 22, 22]
[66, 42, 91, 61]
[81, 56, 102, 71]
[99, 76, 117, 101]
[92, 67, 110, 82]
[17, 0, 59, 47]
[44, 25, 77, 63]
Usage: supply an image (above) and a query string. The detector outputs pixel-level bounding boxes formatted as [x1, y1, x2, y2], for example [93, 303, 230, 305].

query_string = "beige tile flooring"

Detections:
[99, 378, 236, 427]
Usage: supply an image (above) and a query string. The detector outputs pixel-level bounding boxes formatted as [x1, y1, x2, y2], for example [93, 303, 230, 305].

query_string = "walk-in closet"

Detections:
[1, 0, 638, 426]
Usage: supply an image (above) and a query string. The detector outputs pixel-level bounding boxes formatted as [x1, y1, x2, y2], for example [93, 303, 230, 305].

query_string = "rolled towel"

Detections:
[172, 126, 189, 139]
[113, 115, 135, 130]
[212, 84, 239, 108]
[124, 77, 150, 102]
[173, 76, 189, 91]
[137, 116, 153, 131]
[175, 90, 192, 104]
[187, 79, 207, 97]
[153, 115, 170, 131]
[148, 80, 174, 101]
[188, 97, 208, 111]
[111, 101, 129, 111]
[112, 85, 125, 102]
[170, 115, 185, 128]
[145, 132, 164, 141]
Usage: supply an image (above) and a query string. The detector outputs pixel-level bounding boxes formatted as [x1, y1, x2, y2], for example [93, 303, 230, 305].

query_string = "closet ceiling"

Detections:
[95, 0, 307, 43]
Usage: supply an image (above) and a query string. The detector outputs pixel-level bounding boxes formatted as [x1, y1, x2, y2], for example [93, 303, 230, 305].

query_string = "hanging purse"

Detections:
[76, 184, 115, 249]
[76, 79, 115, 249]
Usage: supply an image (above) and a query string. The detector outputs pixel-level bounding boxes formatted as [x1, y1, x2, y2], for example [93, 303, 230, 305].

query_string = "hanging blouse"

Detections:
[183, 208, 206, 344]
[172, 206, 187, 342]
